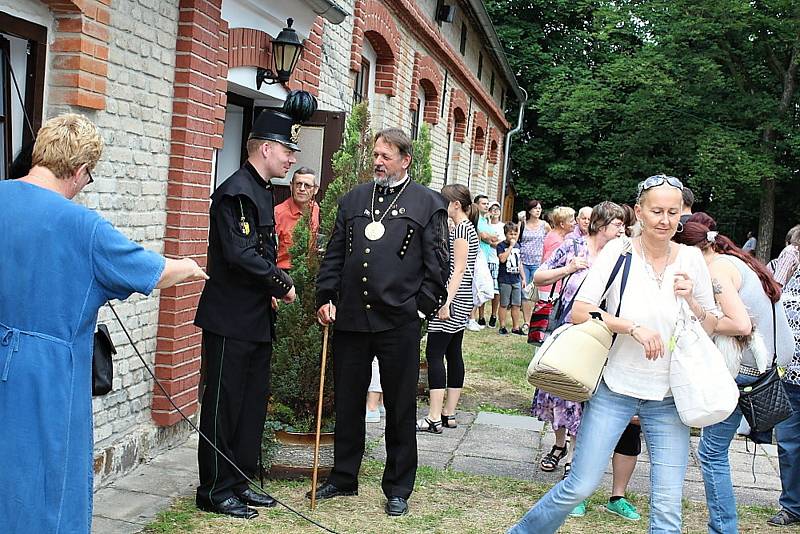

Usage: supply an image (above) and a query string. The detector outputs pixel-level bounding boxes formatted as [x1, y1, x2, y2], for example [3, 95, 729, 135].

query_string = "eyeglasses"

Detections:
[86, 169, 94, 185]
[293, 182, 315, 190]
[637, 174, 682, 199]
[606, 220, 625, 229]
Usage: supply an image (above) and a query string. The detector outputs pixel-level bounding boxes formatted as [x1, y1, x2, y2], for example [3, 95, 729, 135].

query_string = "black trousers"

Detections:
[328, 320, 422, 500]
[196, 331, 272, 504]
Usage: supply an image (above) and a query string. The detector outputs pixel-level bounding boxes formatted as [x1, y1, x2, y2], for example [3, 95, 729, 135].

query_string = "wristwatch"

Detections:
[627, 322, 641, 336]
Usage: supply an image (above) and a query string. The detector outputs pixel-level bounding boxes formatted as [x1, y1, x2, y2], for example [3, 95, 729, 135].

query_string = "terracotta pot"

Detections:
[266, 430, 335, 480]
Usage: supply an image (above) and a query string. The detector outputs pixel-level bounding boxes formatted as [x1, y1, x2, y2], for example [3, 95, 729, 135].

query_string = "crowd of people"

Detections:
[407, 171, 800, 532]
[3, 113, 800, 533]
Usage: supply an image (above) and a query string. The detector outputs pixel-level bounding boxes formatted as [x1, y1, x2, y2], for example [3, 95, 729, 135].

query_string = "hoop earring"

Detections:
[676, 222, 684, 233]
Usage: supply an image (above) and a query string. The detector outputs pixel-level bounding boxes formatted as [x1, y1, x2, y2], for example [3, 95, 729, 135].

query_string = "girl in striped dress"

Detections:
[417, 184, 480, 433]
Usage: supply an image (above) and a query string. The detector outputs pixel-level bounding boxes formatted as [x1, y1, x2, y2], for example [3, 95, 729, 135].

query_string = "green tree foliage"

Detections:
[269, 102, 374, 431]
[487, 0, 800, 256]
[411, 123, 433, 186]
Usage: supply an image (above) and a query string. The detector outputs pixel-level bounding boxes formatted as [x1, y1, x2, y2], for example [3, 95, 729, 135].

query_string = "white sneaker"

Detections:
[365, 409, 381, 423]
[466, 319, 482, 332]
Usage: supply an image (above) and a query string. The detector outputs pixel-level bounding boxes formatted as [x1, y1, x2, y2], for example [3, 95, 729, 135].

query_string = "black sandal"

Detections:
[540, 444, 568, 472]
[416, 417, 443, 434]
[441, 414, 457, 428]
[562, 462, 572, 480]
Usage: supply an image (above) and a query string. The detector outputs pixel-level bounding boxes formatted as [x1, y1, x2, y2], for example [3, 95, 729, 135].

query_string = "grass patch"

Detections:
[458, 327, 533, 413]
[143, 459, 776, 534]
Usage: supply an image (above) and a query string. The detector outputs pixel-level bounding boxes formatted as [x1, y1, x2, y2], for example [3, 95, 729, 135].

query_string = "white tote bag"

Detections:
[471, 248, 494, 306]
[669, 300, 739, 427]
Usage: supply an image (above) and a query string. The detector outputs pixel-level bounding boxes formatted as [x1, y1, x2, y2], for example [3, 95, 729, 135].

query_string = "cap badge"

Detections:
[290, 124, 301, 143]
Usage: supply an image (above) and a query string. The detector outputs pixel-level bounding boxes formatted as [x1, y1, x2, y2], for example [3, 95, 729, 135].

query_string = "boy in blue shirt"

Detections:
[496, 222, 526, 335]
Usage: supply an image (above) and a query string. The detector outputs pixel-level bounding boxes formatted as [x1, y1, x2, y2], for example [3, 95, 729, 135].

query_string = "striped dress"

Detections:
[428, 219, 479, 334]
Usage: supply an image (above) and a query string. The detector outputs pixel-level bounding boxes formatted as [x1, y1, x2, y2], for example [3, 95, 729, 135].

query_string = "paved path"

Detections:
[92, 410, 782, 532]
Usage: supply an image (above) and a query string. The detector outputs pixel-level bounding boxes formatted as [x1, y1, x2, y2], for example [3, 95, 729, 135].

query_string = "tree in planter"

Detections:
[411, 123, 433, 187]
[268, 102, 374, 437]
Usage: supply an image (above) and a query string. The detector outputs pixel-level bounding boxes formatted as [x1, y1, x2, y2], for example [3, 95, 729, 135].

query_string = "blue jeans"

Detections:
[522, 263, 538, 289]
[777, 381, 800, 518]
[697, 373, 758, 534]
[508, 381, 690, 534]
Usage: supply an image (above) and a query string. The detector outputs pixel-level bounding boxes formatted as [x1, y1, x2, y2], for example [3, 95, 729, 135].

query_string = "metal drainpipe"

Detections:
[501, 87, 528, 215]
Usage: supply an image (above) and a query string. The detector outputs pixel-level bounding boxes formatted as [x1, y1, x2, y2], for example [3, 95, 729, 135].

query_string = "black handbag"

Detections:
[93, 323, 116, 396]
[737, 304, 794, 433]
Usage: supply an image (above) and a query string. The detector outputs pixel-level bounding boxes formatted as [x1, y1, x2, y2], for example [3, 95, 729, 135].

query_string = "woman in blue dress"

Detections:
[0, 114, 207, 533]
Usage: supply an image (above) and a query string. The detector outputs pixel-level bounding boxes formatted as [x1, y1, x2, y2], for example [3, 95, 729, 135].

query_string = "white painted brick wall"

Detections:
[319, 0, 356, 112]
[50, 0, 181, 482]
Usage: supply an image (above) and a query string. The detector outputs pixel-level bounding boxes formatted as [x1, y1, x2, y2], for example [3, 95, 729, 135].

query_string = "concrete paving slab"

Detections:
[112, 465, 197, 497]
[474, 411, 545, 431]
[416, 430, 465, 452]
[450, 454, 539, 480]
[91, 516, 144, 534]
[418, 449, 453, 470]
[145, 442, 198, 474]
[93, 487, 170, 524]
[459, 425, 539, 462]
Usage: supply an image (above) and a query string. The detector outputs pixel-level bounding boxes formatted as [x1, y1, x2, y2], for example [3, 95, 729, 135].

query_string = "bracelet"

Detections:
[695, 309, 707, 322]
[627, 322, 641, 337]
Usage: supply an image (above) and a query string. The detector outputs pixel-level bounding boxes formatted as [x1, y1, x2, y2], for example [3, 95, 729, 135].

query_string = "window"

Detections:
[410, 98, 421, 141]
[353, 59, 370, 105]
[440, 70, 448, 118]
[500, 89, 505, 110]
[0, 12, 47, 179]
[435, 0, 443, 27]
[0, 37, 11, 176]
[490, 72, 495, 96]
[459, 23, 467, 55]
[477, 53, 483, 81]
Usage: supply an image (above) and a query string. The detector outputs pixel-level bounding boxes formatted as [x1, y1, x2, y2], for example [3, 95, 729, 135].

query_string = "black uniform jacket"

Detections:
[316, 178, 449, 333]
[195, 162, 293, 342]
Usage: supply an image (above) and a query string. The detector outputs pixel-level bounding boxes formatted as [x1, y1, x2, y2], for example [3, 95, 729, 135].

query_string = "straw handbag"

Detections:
[527, 246, 632, 402]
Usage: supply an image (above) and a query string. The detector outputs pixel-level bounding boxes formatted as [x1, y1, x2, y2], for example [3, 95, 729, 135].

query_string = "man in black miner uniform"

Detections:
[311, 128, 449, 516]
[194, 110, 298, 519]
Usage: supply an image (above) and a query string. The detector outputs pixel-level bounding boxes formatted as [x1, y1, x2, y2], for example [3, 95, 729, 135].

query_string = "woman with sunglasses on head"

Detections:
[508, 175, 719, 534]
[673, 212, 793, 533]
[532, 202, 643, 520]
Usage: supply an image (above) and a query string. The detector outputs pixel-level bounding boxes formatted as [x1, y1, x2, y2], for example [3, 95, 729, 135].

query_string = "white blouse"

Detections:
[575, 237, 717, 401]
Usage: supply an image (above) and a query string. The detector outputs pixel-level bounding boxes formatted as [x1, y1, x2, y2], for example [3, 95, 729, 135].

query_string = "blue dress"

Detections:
[0, 181, 165, 533]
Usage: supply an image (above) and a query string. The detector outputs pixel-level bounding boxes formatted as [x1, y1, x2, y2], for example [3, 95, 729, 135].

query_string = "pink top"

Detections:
[537, 231, 566, 294]
[542, 230, 565, 263]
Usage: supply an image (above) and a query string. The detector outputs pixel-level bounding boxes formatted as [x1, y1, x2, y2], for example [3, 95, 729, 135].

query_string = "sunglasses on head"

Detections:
[637, 174, 683, 199]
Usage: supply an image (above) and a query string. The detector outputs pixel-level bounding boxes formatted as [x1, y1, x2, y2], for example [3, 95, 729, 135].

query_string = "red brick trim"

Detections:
[349, 0, 366, 72]
[382, 0, 510, 131]
[228, 27, 272, 69]
[472, 110, 488, 154]
[351, 0, 401, 96]
[448, 87, 468, 141]
[154, 0, 228, 427]
[487, 128, 500, 164]
[288, 16, 324, 97]
[409, 52, 421, 111]
[43, 0, 110, 110]
[416, 54, 442, 125]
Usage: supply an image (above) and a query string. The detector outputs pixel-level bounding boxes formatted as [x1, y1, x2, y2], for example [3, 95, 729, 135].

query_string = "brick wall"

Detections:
[153, 0, 227, 428]
[318, 0, 356, 111]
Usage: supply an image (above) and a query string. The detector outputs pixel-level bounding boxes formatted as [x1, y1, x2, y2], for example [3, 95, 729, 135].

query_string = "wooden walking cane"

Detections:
[310, 304, 332, 510]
